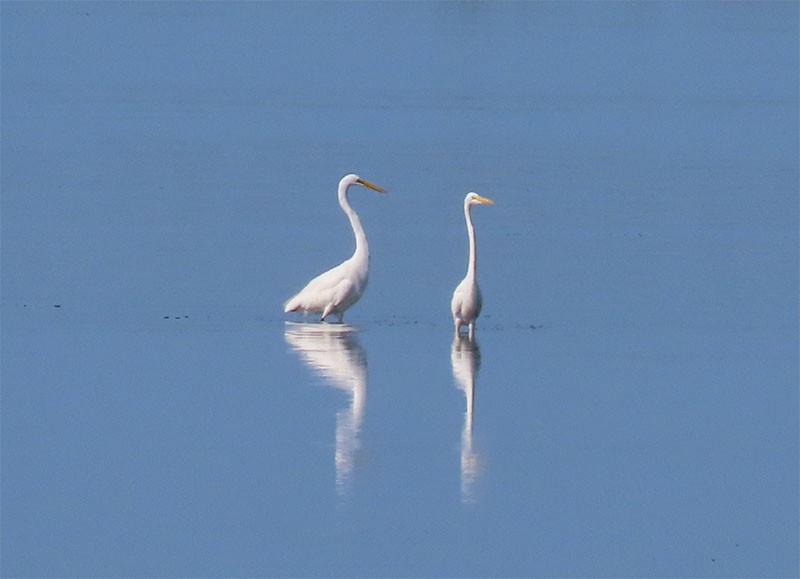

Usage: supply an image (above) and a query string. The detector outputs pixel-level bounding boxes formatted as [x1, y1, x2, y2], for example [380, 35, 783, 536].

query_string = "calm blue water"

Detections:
[2, 2, 798, 577]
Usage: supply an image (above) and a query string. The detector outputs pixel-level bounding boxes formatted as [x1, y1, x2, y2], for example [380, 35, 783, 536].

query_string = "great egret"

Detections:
[284, 173, 386, 322]
[451, 192, 494, 338]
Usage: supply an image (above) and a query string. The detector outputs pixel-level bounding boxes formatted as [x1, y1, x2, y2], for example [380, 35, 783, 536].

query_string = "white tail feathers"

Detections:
[284, 296, 300, 313]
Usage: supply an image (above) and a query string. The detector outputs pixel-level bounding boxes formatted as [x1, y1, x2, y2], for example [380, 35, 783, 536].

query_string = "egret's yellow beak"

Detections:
[476, 195, 494, 205]
[357, 178, 387, 193]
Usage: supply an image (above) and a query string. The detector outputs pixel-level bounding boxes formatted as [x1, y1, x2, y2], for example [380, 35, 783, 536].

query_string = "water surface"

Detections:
[2, 2, 797, 577]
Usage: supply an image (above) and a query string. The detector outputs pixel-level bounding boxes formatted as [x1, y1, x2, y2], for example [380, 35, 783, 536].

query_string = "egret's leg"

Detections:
[468, 322, 475, 341]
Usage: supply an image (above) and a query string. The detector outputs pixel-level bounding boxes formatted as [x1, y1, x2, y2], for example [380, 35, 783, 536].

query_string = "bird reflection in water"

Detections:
[284, 322, 366, 497]
[451, 334, 484, 504]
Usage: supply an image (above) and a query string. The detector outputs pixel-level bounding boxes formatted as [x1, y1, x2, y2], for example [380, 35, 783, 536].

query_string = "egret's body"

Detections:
[451, 192, 494, 338]
[284, 174, 386, 322]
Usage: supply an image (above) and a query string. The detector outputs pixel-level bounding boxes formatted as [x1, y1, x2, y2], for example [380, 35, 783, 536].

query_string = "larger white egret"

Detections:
[284, 173, 386, 322]
[451, 192, 494, 339]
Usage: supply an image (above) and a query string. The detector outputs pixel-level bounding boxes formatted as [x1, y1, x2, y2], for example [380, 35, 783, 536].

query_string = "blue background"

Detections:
[2, 2, 798, 577]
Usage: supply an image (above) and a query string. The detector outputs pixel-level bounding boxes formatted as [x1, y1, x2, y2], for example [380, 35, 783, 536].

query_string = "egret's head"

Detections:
[341, 173, 387, 193]
[465, 192, 494, 206]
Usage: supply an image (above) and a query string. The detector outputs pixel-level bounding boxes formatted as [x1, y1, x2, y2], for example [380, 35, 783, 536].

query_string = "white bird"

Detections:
[451, 192, 494, 339]
[284, 173, 386, 322]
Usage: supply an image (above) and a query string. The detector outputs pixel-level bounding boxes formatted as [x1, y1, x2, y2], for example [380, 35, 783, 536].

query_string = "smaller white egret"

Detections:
[451, 192, 494, 339]
[284, 173, 386, 322]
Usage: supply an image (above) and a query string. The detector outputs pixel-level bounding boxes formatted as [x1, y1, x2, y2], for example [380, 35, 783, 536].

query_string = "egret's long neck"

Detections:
[464, 203, 477, 280]
[339, 183, 368, 260]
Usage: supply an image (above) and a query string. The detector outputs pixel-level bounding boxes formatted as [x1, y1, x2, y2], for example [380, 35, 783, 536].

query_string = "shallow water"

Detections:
[2, 2, 798, 577]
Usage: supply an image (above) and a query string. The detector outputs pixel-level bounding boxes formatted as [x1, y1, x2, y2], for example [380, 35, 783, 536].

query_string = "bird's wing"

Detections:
[322, 277, 355, 319]
[451, 278, 481, 320]
[451, 278, 468, 316]
[285, 261, 350, 313]
[330, 277, 355, 307]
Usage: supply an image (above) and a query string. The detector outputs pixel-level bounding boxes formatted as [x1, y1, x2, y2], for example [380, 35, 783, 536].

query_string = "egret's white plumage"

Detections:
[451, 192, 494, 338]
[284, 174, 386, 322]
